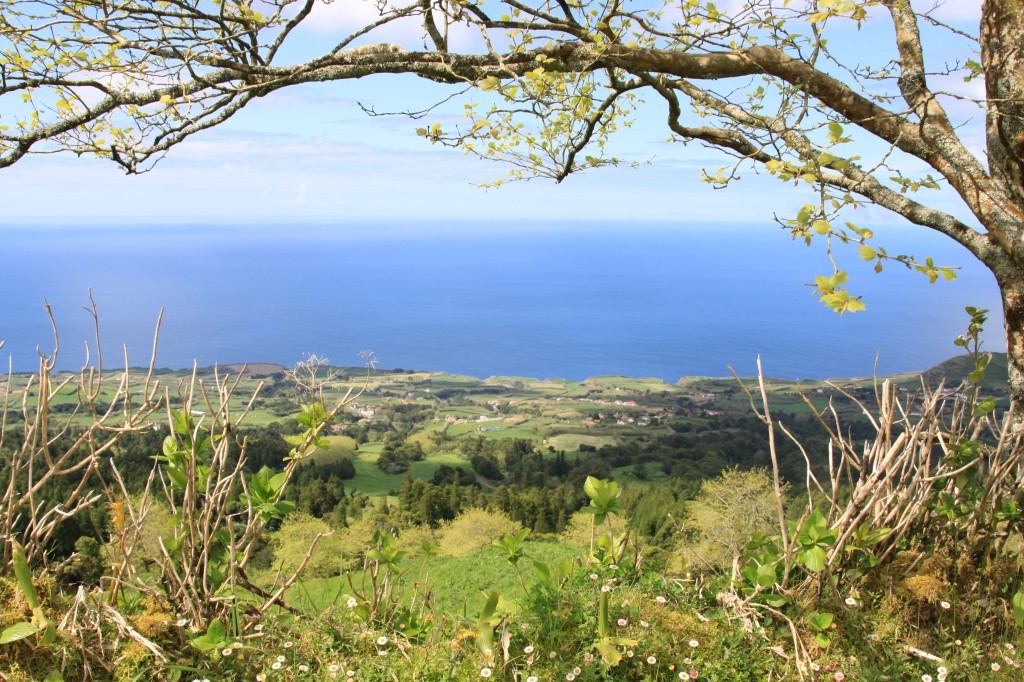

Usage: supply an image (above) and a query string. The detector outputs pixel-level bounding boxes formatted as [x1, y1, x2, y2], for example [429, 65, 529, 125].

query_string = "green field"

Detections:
[545, 433, 620, 451]
[288, 540, 581, 616]
[344, 445, 470, 496]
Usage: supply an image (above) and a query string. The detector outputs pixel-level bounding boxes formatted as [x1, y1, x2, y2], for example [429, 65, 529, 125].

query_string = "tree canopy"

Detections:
[2, 0, 1024, 413]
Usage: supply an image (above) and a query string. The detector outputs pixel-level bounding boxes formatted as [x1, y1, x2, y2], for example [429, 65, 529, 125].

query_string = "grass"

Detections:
[545, 433, 620, 451]
[288, 540, 582, 617]
[345, 446, 470, 496]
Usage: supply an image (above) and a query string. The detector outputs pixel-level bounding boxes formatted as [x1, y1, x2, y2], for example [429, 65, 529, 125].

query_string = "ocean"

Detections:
[0, 220, 1005, 381]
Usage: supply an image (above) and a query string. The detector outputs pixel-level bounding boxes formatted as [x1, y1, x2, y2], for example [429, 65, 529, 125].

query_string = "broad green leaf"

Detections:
[0, 622, 38, 644]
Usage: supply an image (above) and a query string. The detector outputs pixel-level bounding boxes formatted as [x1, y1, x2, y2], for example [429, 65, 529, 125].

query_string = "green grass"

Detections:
[545, 433, 619, 451]
[288, 540, 581, 616]
[345, 447, 470, 496]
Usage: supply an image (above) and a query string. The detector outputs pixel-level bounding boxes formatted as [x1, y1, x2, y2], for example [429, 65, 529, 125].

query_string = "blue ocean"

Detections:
[0, 221, 1005, 380]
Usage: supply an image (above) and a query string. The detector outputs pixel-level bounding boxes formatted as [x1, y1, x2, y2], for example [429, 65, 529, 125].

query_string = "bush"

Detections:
[680, 467, 784, 572]
[271, 513, 344, 579]
[437, 508, 522, 556]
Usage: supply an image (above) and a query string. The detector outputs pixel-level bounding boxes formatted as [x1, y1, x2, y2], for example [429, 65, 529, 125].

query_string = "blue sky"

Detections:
[0, 0, 983, 229]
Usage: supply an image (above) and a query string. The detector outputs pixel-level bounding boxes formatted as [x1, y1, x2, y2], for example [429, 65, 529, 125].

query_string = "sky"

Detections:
[0, 0, 986, 230]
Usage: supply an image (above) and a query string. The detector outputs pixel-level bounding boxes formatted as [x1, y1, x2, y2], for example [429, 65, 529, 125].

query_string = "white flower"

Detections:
[566, 674, 575, 681]
[176, 618, 188, 627]
[845, 597, 857, 607]
[377, 636, 388, 646]
[271, 662, 283, 670]
[689, 639, 700, 648]
[601, 585, 611, 593]
[283, 641, 294, 648]
[231, 641, 243, 649]
[276, 655, 286, 663]
[347, 597, 358, 608]
[647, 656, 657, 665]
[573, 667, 581, 675]
[937, 667, 948, 675]
[526, 677, 538, 682]
[524, 645, 535, 654]
[298, 664, 309, 672]
[221, 648, 233, 657]
[480, 668, 492, 678]
[921, 675, 932, 682]
[655, 595, 667, 603]
[939, 601, 951, 609]
[617, 618, 628, 627]
[993, 662, 1002, 672]
[589, 573, 598, 580]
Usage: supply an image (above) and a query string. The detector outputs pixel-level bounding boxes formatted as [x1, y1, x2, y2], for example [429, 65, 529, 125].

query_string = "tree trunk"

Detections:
[998, 275, 1024, 428]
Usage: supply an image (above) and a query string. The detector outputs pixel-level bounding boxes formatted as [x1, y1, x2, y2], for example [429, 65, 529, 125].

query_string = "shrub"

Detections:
[680, 467, 784, 572]
[437, 508, 522, 556]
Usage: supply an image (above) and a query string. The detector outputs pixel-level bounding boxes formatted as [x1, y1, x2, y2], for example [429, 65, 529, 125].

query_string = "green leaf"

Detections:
[973, 397, 997, 417]
[806, 611, 834, 631]
[858, 245, 876, 261]
[796, 546, 827, 573]
[0, 622, 38, 644]
[1012, 590, 1024, 627]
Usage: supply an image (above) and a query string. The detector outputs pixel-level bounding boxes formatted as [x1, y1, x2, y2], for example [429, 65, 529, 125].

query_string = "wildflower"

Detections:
[566, 673, 576, 681]
[617, 618, 628, 627]
[526, 656, 534, 665]
[589, 573, 598, 580]
[276, 655, 286, 663]
[480, 667, 492, 678]
[1009, 643, 1018, 652]
[378, 650, 387, 657]
[689, 639, 700, 648]
[955, 639, 963, 646]
[299, 664, 309, 672]
[922, 675, 932, 682]
[271, 662, 283, 670]
[834, 673, 846, 681]
[845, 597, 857, 607]
[937, 667, 948, 675]
[347, 672, 356, 679]
[377, 636, 388, 646]
[550, 652, 558, 659]
[573, 667, 581, 675]
[655, 595, 667, 603]
[329, 665, 341, 673]
[347, 597, 358, 608]
[640, 620, 649, 628]
[609, 564, 619, 570]
[524, 645, 535, 654]
[939, 601, 951, 610]
[684, 658, 692, 665]
[527, 678, 538, 682]
[810, 663, 820, 671]
[257, 676, 266, 682]
[232, 641, 243, 649]
[254, 624, 264, 632]
[176, 618, 188, 627]
[647, 656, 657, 665]
[221, 648, 233, 657]
[601, 585, 611, 593]
[993, 662, 1002, 671]
[626, 650, 634, 658]
[283, 641, 294, 649]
